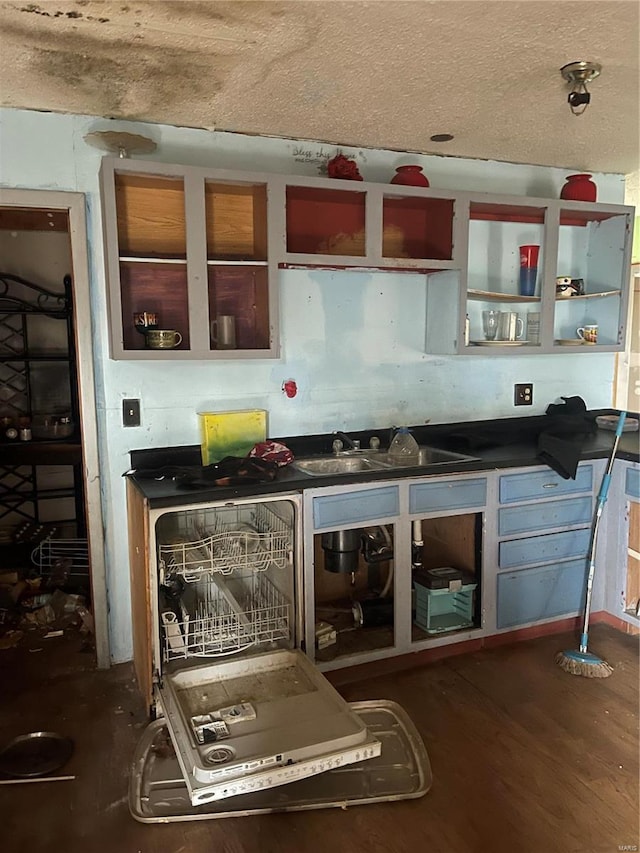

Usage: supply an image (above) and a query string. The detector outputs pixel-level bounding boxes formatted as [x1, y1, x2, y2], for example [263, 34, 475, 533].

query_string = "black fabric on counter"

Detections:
[448, 397, 596, 480]
[129, 455, 279, 488]
[536, 396, 596, 480]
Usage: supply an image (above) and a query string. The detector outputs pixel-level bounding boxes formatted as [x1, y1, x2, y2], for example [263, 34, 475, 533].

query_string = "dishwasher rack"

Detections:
[158, 504, 292, 583]
[161, 572, 290, 661]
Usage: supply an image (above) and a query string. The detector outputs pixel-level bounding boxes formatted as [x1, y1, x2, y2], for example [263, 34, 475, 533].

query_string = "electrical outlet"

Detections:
[123, 398, 141, 427]
[514, 383, 533, 406]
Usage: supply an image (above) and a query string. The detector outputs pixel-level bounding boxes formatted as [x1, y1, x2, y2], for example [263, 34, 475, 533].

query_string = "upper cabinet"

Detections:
[100, 158, 278, 359]
[426, 194, 633, 355]
[99, 158, 634, 360]
[281, 178, 460, 270]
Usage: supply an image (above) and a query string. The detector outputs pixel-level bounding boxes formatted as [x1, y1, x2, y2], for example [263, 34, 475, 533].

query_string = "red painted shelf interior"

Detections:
[207, 266, 270, 350]
[286, 186, 367, 256]
[120, 262, 190, 350]
[382, 196, 454, 260]
[471, 201, 623, 228]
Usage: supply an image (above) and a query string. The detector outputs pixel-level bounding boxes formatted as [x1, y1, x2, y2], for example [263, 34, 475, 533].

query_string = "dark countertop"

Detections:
[127, 409, 639, 509]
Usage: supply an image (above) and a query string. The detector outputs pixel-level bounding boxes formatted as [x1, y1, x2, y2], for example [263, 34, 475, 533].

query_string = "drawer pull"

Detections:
[542, 483, 559, 489]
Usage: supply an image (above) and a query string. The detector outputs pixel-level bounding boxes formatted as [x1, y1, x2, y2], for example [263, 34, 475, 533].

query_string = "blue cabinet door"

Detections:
[312, 485, 400, 529]
[499, 466, 593, 504]
[498, 496, 592, 536]
[409, 478, 487, 514]
[499, 528, 591, 569]
[626, 467, 640, 499]
[497, 560, 585, 628]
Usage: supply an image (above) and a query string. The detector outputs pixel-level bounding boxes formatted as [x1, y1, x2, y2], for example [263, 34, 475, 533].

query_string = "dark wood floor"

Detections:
[1, 624, 638, 853]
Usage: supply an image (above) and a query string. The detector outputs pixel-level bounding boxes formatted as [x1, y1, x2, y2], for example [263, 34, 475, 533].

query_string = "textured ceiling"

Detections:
[0, 0, 639, 174]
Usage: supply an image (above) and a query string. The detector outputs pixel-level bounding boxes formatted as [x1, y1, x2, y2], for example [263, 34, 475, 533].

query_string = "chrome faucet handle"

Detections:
[352, 439, 361, 450]
[332, 438, 344, 454]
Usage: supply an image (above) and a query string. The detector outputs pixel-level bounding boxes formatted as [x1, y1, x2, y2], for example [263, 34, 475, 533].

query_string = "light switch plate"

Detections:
[123, 398, 141, 427]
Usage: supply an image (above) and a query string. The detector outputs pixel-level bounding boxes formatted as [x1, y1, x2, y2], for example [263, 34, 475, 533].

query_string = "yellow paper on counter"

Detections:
[199, 409, 267, 465]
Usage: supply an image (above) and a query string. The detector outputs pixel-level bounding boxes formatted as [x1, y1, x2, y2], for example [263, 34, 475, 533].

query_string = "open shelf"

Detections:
[468, 290, 540, 303]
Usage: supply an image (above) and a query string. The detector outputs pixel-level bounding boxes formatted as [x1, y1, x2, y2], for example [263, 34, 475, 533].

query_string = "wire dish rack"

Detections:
[161, 572, 290, 661]
[31, 538, 90, 580]
[158, 504, 292, 583]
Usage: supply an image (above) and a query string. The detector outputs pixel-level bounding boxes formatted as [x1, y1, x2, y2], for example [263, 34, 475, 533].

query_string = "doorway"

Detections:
[0, 189, 109, 667]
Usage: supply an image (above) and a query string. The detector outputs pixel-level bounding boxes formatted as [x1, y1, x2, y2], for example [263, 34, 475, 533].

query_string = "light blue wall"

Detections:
[0, 107, 626, 662]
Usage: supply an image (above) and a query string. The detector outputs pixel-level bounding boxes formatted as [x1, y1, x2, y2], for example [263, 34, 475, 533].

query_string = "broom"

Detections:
[555, 410, 627, 678]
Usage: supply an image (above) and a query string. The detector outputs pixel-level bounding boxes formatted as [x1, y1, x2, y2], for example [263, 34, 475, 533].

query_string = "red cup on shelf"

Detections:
[519, 245, 540, 268]
[519, 245, 540, 296]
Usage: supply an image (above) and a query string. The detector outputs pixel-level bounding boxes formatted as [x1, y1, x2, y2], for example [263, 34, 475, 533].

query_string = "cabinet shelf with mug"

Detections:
[425, 193, 633, 356]
[99, 159, 280, 360]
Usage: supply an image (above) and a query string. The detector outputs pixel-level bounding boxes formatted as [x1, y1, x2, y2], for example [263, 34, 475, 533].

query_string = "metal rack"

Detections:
[158, 503, 292, 583]
[31, 537, 90, 581]
[0, 272, 84, 540]
[161, 572, 290, 661]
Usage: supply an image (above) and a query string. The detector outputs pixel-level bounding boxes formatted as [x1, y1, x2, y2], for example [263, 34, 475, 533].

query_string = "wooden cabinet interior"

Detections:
[207, 266, 270, 350]
[204, 181, 267, 260]
[106, 162, 275, 356]
[417, 513, 480, 575]
[120, 263, 189, 351]
[115, 173, 187, 258]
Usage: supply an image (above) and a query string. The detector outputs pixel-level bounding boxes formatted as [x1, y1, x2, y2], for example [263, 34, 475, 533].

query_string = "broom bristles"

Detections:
[555, 650, 613, 678]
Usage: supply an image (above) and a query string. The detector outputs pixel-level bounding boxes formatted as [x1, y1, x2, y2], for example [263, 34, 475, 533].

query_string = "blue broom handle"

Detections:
[597, 411, 627, 504]
[580, 411, 626, 651]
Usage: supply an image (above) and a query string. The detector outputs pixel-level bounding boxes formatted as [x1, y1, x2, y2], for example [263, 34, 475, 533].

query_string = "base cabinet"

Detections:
[303, 473, 488, 672]
[493, 463, 597, 632]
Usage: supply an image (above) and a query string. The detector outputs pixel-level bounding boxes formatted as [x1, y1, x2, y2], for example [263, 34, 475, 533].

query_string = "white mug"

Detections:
[497, 312, 524, 341]
[211, 315, 236, 350]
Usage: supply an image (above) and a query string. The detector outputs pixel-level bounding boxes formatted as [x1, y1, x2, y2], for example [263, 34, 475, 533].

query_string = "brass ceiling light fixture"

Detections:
[560, 61, 602, 116]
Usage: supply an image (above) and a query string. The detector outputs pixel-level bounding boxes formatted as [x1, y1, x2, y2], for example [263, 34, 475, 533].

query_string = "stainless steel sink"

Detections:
[376, 447, 479, 467]
[291, 446, 478, 476]
[292, 456, 390, 476]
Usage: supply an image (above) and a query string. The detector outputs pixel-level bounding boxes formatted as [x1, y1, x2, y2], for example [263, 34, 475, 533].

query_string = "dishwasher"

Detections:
[129, 487, 431, 819]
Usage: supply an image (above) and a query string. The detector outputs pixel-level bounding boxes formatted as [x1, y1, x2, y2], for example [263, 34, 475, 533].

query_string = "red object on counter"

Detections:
[560, 174, 597, 202]
[390, 165, 430, 186]
[249, 441, 294, 467]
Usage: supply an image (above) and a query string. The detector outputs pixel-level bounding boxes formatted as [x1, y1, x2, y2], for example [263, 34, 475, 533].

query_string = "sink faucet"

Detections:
[332, 431, 360, 453]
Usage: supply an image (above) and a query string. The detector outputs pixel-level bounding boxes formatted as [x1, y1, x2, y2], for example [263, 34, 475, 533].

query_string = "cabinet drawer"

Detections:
[499, 465, 593, 504]
[409, 478, 487, 514]
[499, 528, 590, 569]
[626, 467, 640, 499]
[312, 485, 399, 529]
[498, 496, 592, 536]
[497, 560, 585, 629]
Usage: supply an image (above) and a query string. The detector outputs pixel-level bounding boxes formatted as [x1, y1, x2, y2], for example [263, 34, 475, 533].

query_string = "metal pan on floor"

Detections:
[129, 700, 432, 822]
[0, 732, 74, 778]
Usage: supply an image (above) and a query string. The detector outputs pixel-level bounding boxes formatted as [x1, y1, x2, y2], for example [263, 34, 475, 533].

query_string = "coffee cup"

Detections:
[145, 329, 182, 349]
[577, 324, 597, 344]
[134, 311, 159, 333]
[211, 315, 236, 350]
[497, 312, 524, 341]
